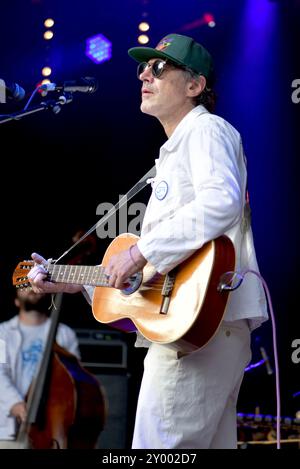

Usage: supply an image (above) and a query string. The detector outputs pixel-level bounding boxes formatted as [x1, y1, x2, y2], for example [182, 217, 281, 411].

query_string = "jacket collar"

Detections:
[161, 105, 209, 153]
[9, 315, 20, 329]
[7, 315, 50, 330]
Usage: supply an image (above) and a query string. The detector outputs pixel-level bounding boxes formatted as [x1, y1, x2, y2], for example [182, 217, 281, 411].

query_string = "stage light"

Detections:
[41, 79, 51, 85]
[139, 22, 150, 32]
[180, 12, 216, 32]
[85, 34, 112, 64]
[44, 30, 54, 40]
[42, 66, 52, 77]
[44, 18, 54, 28]
[203, 13, 216, 28]
[138, 34, 149, 44]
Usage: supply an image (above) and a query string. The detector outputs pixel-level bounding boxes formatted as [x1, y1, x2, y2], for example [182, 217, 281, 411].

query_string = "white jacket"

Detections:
[84, 106, 268, 347]
[0, 315, 79, 439]
[137, 106, 268, 331]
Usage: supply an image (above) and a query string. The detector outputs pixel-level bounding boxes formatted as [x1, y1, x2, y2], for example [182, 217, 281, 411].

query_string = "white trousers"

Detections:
[132, 319, 251, 449]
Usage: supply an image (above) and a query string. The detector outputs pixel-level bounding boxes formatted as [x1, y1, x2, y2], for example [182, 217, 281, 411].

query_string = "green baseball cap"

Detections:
[128, 33, 214, 80]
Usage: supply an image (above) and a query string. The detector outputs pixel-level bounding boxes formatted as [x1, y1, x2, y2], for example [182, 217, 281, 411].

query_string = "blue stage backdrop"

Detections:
[0, 0, 299, 432]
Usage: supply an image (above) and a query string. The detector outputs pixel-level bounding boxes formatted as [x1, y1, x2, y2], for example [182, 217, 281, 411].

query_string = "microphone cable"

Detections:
[218, 269, 281, 449]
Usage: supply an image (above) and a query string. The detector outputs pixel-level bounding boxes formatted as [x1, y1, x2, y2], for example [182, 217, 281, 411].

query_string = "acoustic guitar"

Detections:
[13, 233, 235, 352]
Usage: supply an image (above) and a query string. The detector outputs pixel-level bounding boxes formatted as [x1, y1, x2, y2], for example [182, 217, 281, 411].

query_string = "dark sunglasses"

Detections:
[137, 59, 171, 79]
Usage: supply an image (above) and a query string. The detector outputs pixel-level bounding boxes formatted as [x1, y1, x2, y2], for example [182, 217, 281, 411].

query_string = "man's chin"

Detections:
[140, 102, 155, 116]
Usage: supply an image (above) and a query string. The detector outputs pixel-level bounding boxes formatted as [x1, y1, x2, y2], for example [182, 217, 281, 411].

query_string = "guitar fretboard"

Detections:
[48, 264, 109, 287]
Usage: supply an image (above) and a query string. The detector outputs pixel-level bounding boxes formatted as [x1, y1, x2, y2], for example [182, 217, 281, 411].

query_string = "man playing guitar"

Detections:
[27, 34, 268, 449]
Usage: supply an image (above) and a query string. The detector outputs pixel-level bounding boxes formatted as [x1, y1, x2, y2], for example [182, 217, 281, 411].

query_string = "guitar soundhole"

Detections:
[121, 272, 143, 295]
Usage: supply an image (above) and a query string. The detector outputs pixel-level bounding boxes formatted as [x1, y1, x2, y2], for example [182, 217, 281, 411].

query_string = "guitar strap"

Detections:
[55, 119, 251, 265]
[55, 165, 156, 263]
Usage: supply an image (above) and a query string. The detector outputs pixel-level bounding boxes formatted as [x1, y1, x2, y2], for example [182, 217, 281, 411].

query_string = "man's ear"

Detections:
[187, 75, 206, 98]
[14, 298, 20, 308]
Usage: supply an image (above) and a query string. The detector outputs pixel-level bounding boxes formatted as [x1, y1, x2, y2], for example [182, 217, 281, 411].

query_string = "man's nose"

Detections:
[139, 65, 153, 82]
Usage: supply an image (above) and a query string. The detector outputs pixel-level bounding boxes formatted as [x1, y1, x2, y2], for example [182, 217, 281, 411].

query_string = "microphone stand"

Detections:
[0, 93, 73, 125]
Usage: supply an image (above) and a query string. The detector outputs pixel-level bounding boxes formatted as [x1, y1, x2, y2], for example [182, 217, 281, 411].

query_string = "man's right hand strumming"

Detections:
[28, 253, 83, 294]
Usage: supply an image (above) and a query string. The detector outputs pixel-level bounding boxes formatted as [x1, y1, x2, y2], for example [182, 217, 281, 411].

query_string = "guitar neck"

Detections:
[48, 264, 109, 287]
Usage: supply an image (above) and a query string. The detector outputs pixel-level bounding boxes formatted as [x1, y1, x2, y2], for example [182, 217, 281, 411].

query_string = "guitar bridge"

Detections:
[159, 269, 177, 315]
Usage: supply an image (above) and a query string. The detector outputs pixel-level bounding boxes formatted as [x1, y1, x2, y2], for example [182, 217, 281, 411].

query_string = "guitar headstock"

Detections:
[12, 261, 34, 289]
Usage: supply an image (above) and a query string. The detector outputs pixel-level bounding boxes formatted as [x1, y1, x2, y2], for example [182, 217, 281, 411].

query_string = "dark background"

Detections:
[1, 0, 300, 446]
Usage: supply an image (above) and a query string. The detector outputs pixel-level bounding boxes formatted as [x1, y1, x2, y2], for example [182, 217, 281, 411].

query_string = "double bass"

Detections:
[14, 234, 107, 449]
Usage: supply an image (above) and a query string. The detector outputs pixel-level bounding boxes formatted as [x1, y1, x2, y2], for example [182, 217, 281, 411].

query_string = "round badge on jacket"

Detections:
[155, 180, 168, 200]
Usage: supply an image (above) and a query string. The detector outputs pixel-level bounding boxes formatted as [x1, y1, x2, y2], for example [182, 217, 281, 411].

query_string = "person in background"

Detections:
[0, 288, 79, 440]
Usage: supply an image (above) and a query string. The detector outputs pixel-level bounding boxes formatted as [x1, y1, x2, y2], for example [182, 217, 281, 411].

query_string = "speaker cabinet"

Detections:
[75, 329, 130, 448]
[95, 372, 129, 448]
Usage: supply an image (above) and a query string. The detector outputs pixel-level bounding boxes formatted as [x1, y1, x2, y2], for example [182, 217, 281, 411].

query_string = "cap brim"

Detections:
[128, 47, 181, 65]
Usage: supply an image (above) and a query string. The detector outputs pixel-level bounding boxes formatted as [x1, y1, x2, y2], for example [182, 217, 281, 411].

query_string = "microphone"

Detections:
[0, 78, 26, 103]
[260, 347, 273, 375]
[40, 77, 98, 94]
